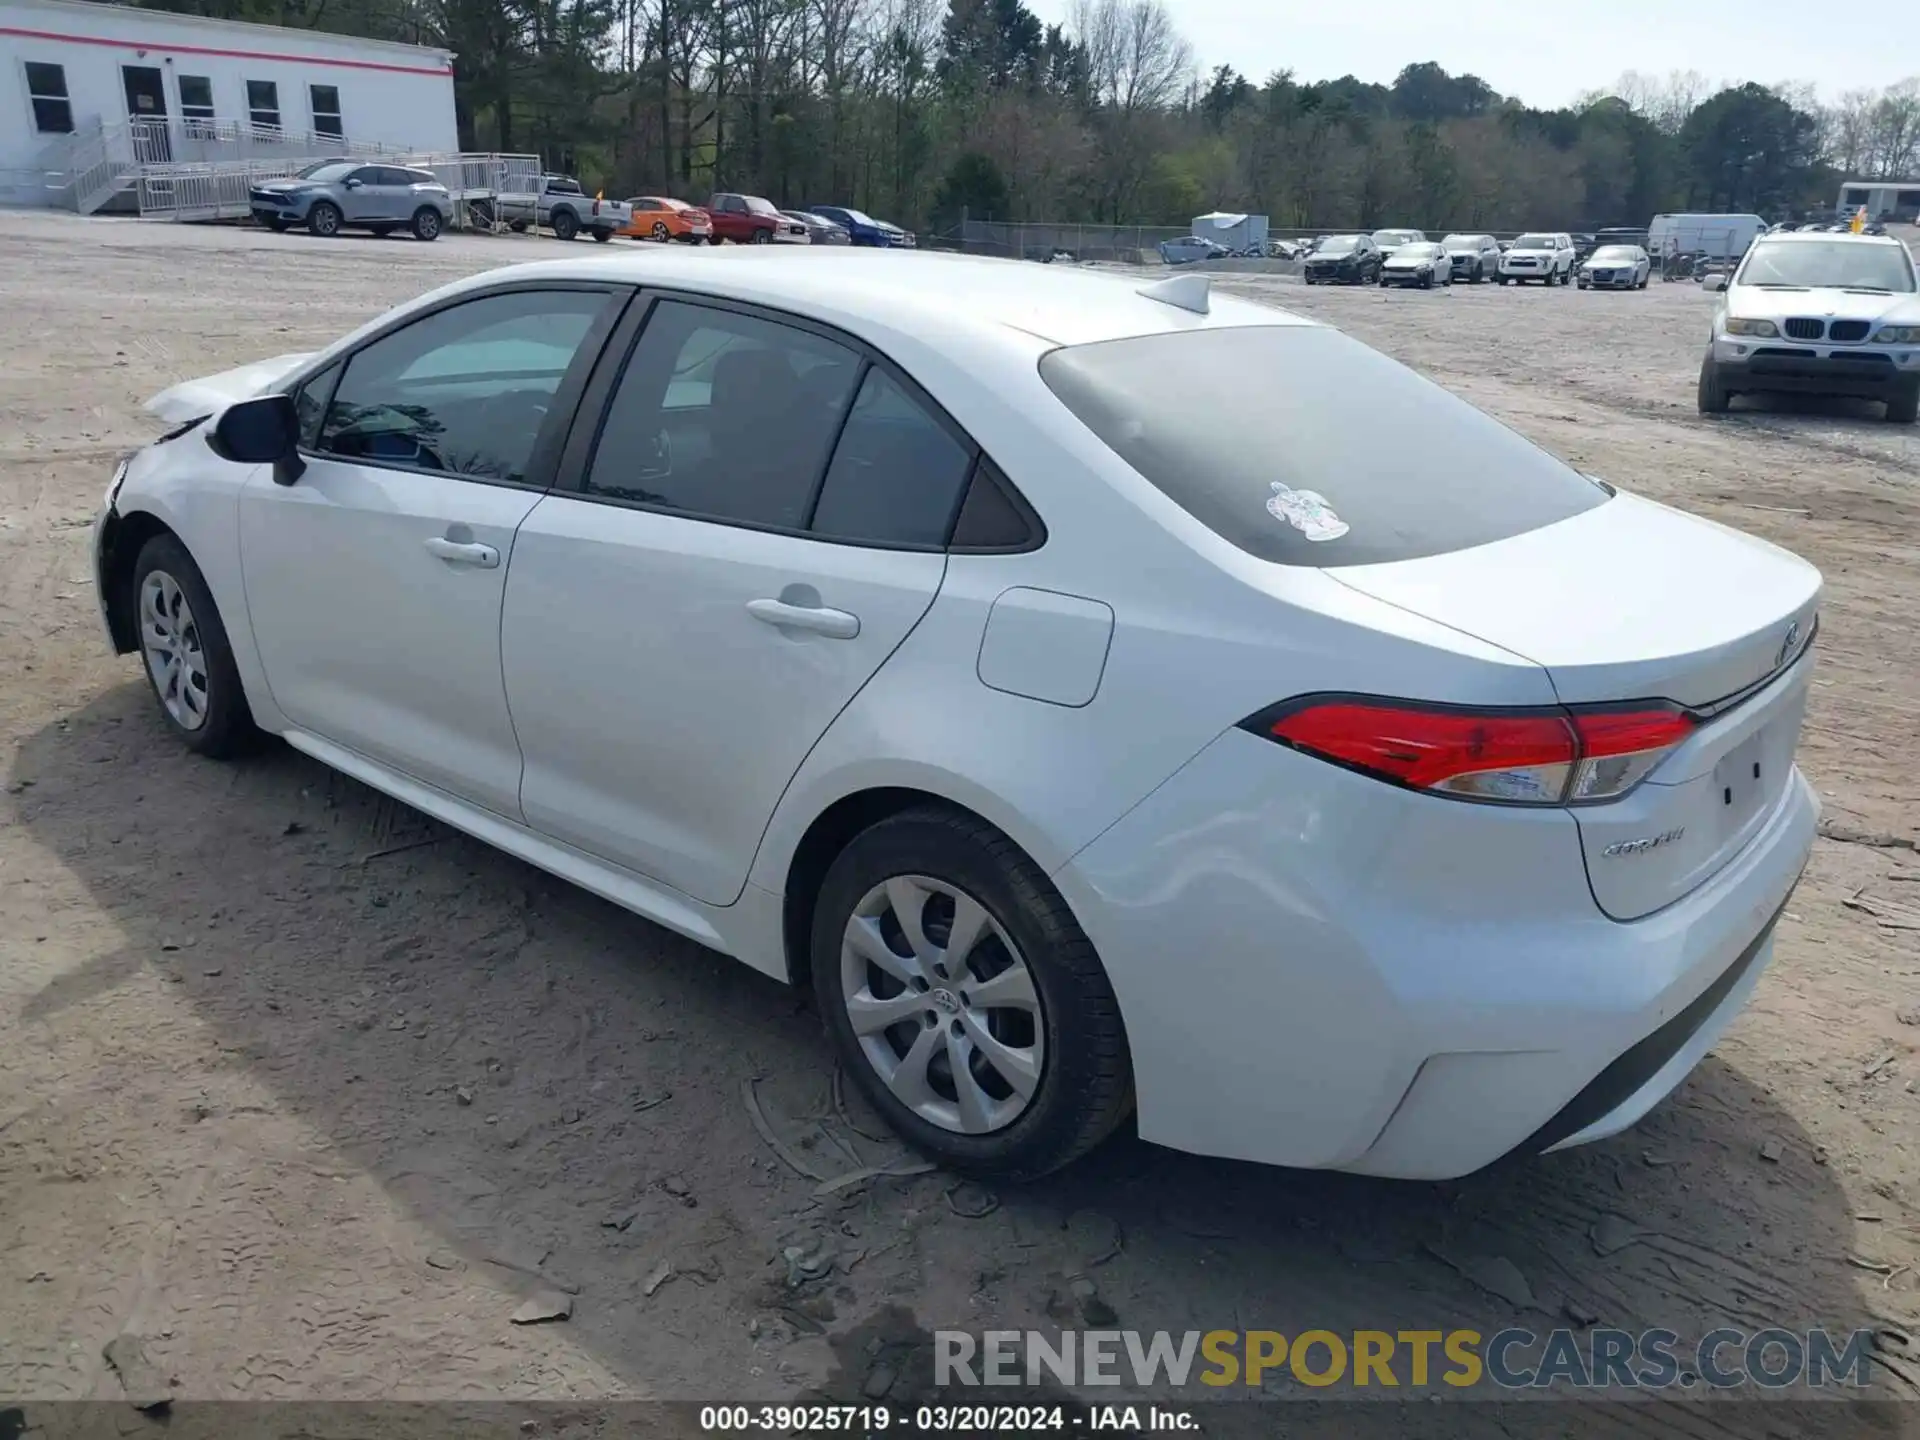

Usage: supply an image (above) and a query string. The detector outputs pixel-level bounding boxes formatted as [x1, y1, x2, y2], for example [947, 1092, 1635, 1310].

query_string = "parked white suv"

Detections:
[1699, 231, 1920, 424]
[1499, 232, 1576, 286]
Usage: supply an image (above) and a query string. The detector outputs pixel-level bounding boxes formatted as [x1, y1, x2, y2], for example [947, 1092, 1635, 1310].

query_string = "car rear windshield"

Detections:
[1037, 326, 1609, 568]
[1737, 240, 1915, 292]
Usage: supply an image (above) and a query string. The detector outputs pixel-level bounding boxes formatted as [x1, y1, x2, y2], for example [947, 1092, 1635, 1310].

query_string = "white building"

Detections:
[1, 0, 460, 213]
[1836, 180, 1920, 223]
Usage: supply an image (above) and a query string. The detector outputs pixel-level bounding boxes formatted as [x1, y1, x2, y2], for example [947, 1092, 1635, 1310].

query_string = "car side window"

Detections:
[315, 289, 611, 482]
[346, 166, 377, 187]
[810, 367, 973, 546]
[294, 361, 342, 448]
[586, 300, 861, 530]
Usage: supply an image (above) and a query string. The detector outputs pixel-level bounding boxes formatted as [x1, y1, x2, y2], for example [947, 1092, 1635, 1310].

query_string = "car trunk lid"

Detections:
[1331, 492, 1821, 919]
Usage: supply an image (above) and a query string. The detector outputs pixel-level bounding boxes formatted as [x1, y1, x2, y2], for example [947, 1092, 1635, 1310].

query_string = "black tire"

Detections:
[1420, 271, 1433, 289]
[1697, 355, 1732, 415]
[812, 807, 1133, 1181]
[590, 227, 612, 243]
[1497, 274, 1509, 285]
[265, 218, 288, 234]
[1888, 385, 1919, 425]
[508, 220, 528, 234]
[750, 228, 772, 244]
[651, 220, 671, 243]
[307, 201, 342, 238]
[708, 233, 723, 246]
[130, 533, 256, 759]
[551, 208, 579, 241]
[412, 206, 442, 241]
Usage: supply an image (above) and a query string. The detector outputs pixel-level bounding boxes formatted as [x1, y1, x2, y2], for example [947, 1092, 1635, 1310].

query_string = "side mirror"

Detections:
[209, 394, 305, 484]
[1702, 274, 1728, 292]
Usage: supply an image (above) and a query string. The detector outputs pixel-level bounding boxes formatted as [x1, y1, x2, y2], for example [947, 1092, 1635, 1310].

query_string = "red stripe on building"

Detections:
[0, 24, 451, 76]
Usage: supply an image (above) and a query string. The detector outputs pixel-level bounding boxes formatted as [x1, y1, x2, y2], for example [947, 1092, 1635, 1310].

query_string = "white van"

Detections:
[1648, 213, 1766, 261]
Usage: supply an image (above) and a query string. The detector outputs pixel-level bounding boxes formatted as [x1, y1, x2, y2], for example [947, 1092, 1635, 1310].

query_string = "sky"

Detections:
[1022, 0, 1915, 111]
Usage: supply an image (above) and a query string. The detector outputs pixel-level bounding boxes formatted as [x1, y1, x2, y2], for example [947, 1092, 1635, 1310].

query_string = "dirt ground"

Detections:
[2, 210, 1919, 1427]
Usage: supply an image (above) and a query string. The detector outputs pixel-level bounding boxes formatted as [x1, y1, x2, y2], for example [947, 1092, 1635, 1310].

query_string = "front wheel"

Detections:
[264, 218, 288, 234]
[813, 808, 1133, 1180]
[307, 201, 342, 238]
[1697, 355, 1733, 415]
[652, 221, 671, 243]
[412, 206, 442, 241]
[1888, 385, 1919, 425]
[131, 534, 256, 758]
[750, 228, 772, 244]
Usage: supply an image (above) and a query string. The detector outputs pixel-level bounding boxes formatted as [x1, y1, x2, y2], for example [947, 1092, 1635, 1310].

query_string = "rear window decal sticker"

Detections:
[1267, 482, 1349, 541]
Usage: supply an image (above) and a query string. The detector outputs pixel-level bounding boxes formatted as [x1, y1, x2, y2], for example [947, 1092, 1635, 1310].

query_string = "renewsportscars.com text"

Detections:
[935, 1327, 1876, 1391]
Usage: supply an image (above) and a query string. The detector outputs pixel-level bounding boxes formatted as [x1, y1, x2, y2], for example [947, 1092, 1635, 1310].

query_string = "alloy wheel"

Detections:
[839, 874, 1046, 1135]
[139, 570, 210, 730]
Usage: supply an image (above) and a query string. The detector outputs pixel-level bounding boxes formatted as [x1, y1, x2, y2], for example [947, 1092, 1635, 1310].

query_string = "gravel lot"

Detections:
[2, 211, 1918, 1427]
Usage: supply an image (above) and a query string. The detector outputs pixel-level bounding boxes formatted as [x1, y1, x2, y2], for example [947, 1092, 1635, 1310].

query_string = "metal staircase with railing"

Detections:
[22, 116, 542, 231]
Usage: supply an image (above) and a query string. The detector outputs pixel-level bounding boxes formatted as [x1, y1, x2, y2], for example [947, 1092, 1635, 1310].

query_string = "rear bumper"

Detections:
[1711, 338, 1920, 397]
[1056, 731, 1817, 1178]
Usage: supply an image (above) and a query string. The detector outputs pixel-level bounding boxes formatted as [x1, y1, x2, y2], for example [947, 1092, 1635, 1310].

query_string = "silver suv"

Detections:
[1699, 231, 1920, 423]
[250, 161, 454, 242]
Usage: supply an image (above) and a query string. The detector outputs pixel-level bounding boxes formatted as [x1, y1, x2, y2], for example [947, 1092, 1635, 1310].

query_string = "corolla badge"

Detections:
[1777, 620, 1801, 671]
[1266, 483, 1349, 542]
[1603, 828, 1686, 858]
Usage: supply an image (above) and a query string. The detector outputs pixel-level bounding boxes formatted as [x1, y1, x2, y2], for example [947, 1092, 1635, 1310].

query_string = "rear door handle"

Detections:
[424, 536, 500, 569]
[747, 598, 860, 640]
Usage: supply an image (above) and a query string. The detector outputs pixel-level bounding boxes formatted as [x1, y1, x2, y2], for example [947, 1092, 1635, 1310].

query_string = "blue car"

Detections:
[1158, 235, 1230, 265]
[807, 205, 898, 247]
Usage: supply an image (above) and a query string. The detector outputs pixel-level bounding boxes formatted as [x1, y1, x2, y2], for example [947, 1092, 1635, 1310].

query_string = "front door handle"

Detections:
[747, 597, 860, 640]
[424, 536, 500, 569]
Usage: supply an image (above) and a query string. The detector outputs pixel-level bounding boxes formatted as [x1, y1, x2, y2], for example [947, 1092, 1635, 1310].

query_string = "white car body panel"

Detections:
[239, 456, 541, 818]
[100, 248, 1823, 1176]
[146, 354, 315, 422]
[501, 495, 947, 906]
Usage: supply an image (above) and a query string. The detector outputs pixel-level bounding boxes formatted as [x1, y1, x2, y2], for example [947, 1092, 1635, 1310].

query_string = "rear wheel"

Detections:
[550, 208, 579, 242]
[307, 201, 342, 238]
[813, 808, 1133, 1180]
[412, 206, 442, 241]
[1697, 355, 1733, 415]
[131, 534, 256, 759]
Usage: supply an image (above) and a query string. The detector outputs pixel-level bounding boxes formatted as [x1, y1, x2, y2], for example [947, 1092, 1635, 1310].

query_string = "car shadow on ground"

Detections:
[6, 684, 1888, 1418]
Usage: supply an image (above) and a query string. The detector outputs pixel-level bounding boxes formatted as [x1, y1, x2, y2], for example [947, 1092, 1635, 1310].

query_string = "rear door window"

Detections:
[1038, 325, 1607, 567]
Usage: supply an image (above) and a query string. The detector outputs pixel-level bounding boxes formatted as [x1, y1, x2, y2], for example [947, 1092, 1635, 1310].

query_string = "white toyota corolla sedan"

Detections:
[93, 249, 1821, 1181]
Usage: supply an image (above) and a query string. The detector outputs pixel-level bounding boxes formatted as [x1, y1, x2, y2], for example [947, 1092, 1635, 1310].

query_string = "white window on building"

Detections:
[247, 79, 281, 133]
[179, 74, 216, 134]
[309, 83, 343, 138]
[26, 61, 74, 135]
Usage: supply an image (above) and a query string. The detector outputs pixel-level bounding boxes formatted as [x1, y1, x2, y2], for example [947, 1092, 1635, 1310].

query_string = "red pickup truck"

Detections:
[705, 192, 810, 245]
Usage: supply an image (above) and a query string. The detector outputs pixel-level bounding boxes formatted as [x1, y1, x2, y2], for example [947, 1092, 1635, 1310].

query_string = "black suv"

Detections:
[1302, 235, 1382, 285]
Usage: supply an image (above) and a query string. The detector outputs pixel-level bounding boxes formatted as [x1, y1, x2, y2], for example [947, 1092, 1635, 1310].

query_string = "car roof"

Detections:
[1751, 230, 1906, 247]
[410, 248, 1318, 350]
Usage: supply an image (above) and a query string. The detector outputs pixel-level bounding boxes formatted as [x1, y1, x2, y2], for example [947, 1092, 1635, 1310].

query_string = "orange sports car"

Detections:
[622, 196, 713, 243]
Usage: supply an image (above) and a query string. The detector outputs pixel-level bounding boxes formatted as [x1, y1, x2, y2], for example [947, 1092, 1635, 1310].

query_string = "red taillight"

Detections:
[1252, 697, 1695, 806]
